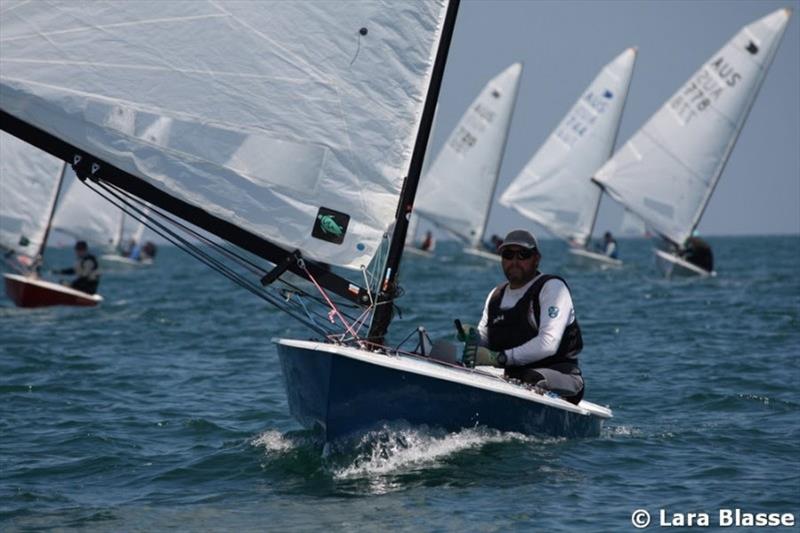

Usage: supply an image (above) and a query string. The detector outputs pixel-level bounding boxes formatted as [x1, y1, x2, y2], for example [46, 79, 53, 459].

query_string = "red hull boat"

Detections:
[3, 273, 102, 308]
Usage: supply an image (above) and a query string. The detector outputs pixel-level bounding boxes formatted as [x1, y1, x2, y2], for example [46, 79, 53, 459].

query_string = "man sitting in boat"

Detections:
[680, 236, 713, 272]
[141, 241, 158, 261]
[419, 230, 435, 252]
[54, 240, 100, 294]
[471, 229, 584, 404]
[602, 231, 618, 259]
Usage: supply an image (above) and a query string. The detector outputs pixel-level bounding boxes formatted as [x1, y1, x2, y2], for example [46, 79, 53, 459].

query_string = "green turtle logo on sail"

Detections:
[312, 207, 350, 245]
[317, 214, 343, 237]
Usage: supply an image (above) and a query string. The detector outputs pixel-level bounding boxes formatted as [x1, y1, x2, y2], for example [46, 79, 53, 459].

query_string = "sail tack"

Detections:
[499, 48, 637, 248]
[414, 63, 522, 247]
[593, 9, 791, 247]
[0, 131, 64, 262]
[0, 1, 450, 270]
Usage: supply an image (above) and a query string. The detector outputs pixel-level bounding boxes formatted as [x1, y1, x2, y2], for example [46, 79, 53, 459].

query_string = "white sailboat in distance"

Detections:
[1, 0, 612, 440]
[593, 8, 792, 278]
[414, 63, 523, 261]
[499, 48, 637, 268]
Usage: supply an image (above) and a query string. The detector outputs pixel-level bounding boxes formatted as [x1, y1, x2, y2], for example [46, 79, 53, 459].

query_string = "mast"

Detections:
[35, 162, 69, 265]
[368, 0, 460, 344]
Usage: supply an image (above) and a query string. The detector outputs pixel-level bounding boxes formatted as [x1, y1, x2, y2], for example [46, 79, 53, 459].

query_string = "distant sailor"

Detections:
[681, 236, 713, 272]
[54, 240, 100, 294]
[602, 231, 618, 259]
[468, 229, 584, 404]
[419, 230, 436, 252]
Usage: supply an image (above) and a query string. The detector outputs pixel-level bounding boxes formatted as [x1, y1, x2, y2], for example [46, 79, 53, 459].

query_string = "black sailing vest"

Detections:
[486, 274, 582, 368]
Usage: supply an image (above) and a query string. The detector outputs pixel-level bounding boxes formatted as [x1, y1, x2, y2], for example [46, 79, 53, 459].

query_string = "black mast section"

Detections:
[367, 0, 460, 344]
[0, 110, 369, 305]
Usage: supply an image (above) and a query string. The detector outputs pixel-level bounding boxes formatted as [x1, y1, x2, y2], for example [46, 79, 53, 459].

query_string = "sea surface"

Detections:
[1, 236, 798, 531]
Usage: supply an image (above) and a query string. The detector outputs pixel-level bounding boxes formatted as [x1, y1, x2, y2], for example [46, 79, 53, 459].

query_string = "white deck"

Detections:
[462, 247, 501, 262]
[568, 247, 623, 268]
[654, 249, 715, 278]
[101, 254, 153, 266]
[404, 247, 435, 259]
[275, 338, 612, 419]
[3, 273, 104, 302]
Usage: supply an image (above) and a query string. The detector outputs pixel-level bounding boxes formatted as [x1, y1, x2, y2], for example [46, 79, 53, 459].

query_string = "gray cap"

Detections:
[499, 229, 539, 251]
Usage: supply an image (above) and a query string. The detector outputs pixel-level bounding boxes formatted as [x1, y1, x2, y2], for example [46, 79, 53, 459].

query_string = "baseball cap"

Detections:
[499, 229, 538, 251]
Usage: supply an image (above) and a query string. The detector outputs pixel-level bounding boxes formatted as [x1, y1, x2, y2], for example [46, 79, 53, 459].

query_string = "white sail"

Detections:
[619, 209, 648, 237]
[0, 1, 450, 270]
[52, 171, 121, 248]
[414, 63, 522, 248]
[0, 131, 64, 262]
[52, 171, 151, 250]
[499, 49, 637, 247]
[594, 9, 791, 246]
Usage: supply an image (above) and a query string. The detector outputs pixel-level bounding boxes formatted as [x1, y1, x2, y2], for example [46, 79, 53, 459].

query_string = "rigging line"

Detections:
[300, 260, 360, 339]
[103, 181, 365, 315]
[88, 181, 344, 333]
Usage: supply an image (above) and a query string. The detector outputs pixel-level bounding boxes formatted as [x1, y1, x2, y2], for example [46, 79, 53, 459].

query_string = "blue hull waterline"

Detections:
[276, 339, 610, 441]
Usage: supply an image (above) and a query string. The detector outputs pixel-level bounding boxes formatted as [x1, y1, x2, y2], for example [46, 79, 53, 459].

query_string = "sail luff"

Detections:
[0, 109, 368, 304]
[35, 161, 68, 262]
[367, 0, 460, 343]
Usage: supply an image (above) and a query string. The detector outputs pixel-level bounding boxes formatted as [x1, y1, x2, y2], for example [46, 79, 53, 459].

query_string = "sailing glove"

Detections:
[475, 347, 506, 367]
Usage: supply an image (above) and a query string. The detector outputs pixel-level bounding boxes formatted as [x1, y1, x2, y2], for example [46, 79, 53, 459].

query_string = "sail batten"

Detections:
[594, 9, 791, 246]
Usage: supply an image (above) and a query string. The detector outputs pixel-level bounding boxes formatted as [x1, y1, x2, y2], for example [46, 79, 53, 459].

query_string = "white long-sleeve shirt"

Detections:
[477, 273, 576, 366]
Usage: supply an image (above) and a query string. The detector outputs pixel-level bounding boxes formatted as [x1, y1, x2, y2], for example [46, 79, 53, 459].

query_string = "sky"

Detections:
[420, 0, 800, 240]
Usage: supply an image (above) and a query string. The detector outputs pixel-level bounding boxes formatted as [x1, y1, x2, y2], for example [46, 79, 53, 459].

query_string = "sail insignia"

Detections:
[313, 207, 349, 245]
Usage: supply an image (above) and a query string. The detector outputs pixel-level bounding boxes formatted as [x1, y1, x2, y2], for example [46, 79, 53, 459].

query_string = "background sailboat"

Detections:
[1, 0, 611, 440]
[593, 9, 791, 277]
[413, 63, 522, 261]
[499, 48, 637, 268]
[0, 132, 103, 307]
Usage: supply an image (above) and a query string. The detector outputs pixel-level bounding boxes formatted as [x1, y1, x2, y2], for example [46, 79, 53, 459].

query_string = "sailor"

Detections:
[471, 229, 584, 404]
[141, 241, 158, 261]
[54, 240, 100, 294]
[681, 236, 713, 272]
[419, 230, 435, 252]
[602, 231, 618, 259]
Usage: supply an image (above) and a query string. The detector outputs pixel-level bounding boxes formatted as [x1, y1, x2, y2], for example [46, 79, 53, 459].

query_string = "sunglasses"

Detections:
[501, 248, 536, 260]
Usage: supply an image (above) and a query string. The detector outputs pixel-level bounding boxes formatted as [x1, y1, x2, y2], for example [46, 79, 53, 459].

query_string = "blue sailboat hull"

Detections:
[277, 340, 605, 441]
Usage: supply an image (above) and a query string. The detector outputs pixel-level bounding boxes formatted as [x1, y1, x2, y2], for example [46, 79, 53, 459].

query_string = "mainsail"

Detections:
[499, 48, 637, 248]
[593, 9, 791, 247]
[414, 63, 522, 248]
[1, 1, 456, 314]
[0, 131, 65, 265]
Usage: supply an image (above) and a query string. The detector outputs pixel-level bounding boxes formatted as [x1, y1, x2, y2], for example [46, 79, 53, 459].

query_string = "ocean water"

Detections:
[1, 236, 798, 531]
